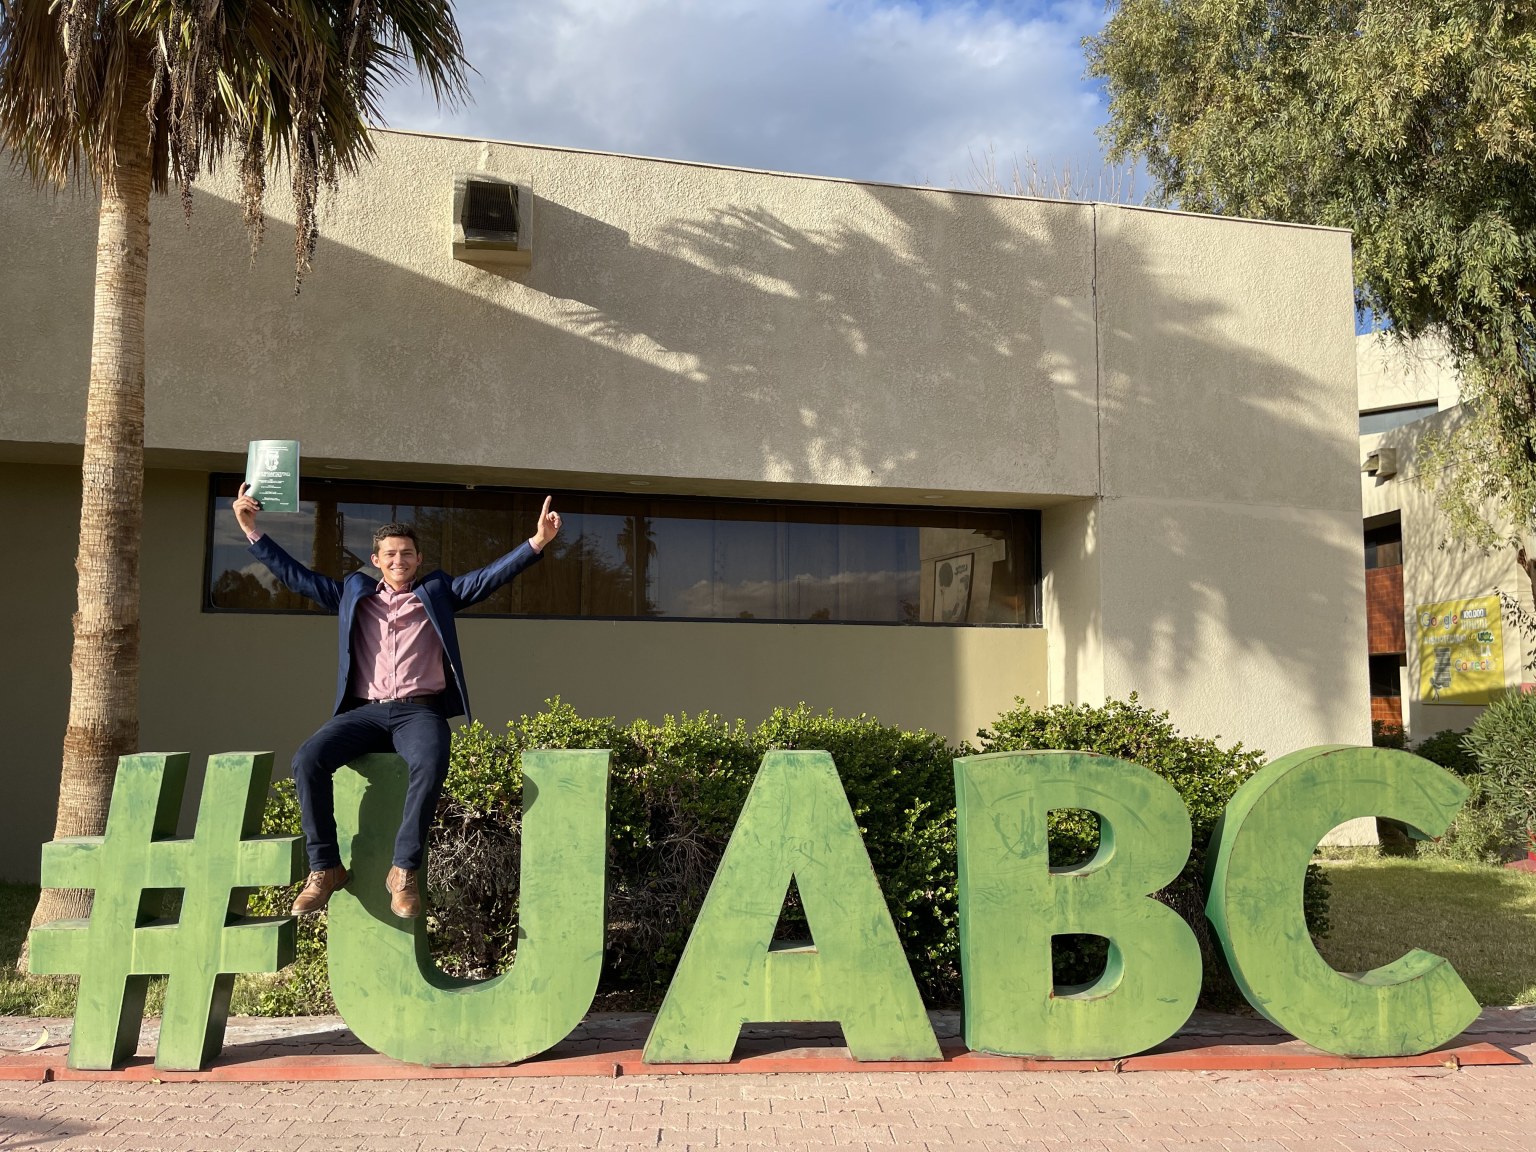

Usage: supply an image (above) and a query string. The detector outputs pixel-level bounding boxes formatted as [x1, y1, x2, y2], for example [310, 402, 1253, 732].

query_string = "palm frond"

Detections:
[1, 0, 471, 282]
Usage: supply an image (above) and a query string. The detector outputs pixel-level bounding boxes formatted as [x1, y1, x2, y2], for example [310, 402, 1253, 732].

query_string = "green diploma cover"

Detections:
[244, 440, 301, 513]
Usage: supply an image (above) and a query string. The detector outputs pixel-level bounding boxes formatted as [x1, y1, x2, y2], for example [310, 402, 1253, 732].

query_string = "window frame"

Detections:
[202, 473, 1043, 628]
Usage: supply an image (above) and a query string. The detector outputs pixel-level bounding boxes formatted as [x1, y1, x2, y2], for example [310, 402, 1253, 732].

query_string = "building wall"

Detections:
[1360, 410, 1535, 739]
[0, 464, 78, 881]
[1090, 207, 1365, 750]
[0, 132, 1103, 501]
[1356, 334, 1460, 416]
[0, 131, 1370, 879]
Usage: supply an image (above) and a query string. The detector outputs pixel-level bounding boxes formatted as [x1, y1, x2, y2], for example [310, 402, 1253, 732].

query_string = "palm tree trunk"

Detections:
[28, 52, 155, 938]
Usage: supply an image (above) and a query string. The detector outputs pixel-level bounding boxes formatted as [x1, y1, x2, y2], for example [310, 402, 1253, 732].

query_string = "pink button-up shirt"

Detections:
[247, 530, 446, 701]
[347, 578, 448, 701]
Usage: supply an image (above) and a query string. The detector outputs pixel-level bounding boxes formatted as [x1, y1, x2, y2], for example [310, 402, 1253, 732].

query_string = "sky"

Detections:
[374, 0, 1118, 192]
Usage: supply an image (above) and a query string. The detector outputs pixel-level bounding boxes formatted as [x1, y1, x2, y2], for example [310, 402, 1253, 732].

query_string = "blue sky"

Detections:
[376, 0, 1115, 190]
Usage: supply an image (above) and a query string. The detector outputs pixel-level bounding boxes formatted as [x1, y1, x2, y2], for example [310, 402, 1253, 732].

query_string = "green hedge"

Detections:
[251, 696, 1327, 1013]
[1419, 773, 1523, 865]
[1412, 729, 1478, 777]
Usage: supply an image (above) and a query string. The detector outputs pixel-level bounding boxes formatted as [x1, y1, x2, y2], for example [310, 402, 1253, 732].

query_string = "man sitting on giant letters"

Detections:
[233, 485, 562, 917]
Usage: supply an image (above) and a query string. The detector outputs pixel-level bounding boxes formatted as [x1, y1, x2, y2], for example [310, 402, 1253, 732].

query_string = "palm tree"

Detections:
[0, 0, 469, 934]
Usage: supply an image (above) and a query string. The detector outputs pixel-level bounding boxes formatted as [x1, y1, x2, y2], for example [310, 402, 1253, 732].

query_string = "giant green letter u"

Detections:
[326, 750, 609, 1066]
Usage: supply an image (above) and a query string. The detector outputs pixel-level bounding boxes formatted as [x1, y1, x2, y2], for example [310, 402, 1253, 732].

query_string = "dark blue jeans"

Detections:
[291, 699, 451, 872]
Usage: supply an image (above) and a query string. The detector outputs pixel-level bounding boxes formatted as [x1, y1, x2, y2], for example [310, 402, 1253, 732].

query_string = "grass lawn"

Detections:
[0, 884, 288, 1017]
[0, 884, 78, 1015]
[3, 857, 1535, 1015]
[1315, 856, 1536, 1007]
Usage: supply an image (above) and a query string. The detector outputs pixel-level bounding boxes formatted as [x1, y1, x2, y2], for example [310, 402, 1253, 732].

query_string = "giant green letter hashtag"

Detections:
[30, 753, 303, 1070]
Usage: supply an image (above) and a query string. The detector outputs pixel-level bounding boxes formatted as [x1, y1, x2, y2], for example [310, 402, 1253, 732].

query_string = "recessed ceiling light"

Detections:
[627, 480, 652, 487]
[322, 464, 348, 472]
[922, 494, 943, 501]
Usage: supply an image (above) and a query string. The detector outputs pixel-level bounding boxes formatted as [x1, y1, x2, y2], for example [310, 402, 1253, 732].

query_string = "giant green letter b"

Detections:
[954, 751, 1202, 1059]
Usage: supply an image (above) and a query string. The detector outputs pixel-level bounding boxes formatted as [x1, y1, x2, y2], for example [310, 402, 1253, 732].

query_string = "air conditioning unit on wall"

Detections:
[451, 174, 532, 266]
[1361, 447, 1398, 479]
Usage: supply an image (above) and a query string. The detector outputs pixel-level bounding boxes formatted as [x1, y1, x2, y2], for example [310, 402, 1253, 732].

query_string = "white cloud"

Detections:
[238, 561, 281, 592]
[376, 0, 1110, 188]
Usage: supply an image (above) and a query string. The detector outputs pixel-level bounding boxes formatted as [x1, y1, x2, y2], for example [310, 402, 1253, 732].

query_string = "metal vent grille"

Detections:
[462, 180, 520, 244]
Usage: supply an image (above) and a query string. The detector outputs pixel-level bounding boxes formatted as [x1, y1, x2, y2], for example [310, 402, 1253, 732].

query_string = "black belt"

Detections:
[365, 693, 442, 705]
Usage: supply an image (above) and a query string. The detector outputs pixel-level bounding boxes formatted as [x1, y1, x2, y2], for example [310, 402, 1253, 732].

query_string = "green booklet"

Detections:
[244, 440, 301, 513]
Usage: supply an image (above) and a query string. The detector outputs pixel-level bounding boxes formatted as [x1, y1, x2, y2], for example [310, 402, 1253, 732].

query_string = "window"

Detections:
[206, 476, 1042, 626]
[1359, 402, 1438, 436]
[1368, 654, 1404, 698]
[1364, 521, 1403, 570]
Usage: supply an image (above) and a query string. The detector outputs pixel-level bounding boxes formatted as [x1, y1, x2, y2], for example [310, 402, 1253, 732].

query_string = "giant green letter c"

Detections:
[1207, 746, 1477, 1057]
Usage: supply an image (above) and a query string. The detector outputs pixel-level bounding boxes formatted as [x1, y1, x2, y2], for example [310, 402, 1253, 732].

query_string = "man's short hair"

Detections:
[372, 522, 419, 550]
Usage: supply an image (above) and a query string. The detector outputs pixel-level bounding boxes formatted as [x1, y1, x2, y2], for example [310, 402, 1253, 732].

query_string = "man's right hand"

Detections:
[233, 482, 262, 537]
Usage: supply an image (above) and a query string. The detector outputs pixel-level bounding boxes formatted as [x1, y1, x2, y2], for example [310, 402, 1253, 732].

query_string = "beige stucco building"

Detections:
[0, 129, 1370, 881]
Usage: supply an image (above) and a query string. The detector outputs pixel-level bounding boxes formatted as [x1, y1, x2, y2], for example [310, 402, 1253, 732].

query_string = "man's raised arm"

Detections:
[234, 483, 344, 613]
[450, 495, 563, 607]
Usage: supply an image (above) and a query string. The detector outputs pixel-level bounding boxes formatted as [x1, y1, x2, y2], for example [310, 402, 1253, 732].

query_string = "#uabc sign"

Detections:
[31, 745, 1478, 1072]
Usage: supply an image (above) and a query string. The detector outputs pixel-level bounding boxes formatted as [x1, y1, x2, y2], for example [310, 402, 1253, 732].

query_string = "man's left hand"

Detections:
[531, 495, 562, 552]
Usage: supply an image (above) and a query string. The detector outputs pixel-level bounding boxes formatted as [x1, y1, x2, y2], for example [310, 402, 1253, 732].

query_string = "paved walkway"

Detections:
[2, 1011, 1533, 1151]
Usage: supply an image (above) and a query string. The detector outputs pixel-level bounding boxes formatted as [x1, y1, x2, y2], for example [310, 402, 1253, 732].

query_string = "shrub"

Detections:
[415, 699, 956, 1004]
[975, 694, 1328, 1009]
[246, 778, 334, 1014]
[1464, 691, 1536, 852]
[754, 707, 959, 1000]
[1371, 720, 1406, 749]
[1412, 728, 1477, 777]
[250, 695, 1327, 1016]
[1420, 774, 1524, 865]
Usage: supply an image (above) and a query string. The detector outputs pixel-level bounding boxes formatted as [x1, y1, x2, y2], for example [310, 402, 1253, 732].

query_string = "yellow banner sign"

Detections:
[1416, 595, 1504, 705]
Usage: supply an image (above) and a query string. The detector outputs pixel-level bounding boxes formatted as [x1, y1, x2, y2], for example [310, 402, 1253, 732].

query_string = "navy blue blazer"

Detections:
[248, 533, 543, 721]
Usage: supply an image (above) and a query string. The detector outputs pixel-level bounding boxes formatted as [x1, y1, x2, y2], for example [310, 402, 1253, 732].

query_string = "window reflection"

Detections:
[206, 476, 1040, 626]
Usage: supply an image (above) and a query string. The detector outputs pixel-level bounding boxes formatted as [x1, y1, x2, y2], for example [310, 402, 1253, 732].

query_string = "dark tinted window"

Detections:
[1368, 654, 1404, 697]
[206, 476, 1041, 626]
[1365, 521, 1403, 570]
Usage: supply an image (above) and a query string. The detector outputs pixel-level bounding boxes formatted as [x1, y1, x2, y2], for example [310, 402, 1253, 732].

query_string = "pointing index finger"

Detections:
[541, 495, 553, 519]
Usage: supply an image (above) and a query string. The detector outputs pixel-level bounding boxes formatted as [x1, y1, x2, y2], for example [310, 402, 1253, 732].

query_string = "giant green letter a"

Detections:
[643, 751, 940, 1063]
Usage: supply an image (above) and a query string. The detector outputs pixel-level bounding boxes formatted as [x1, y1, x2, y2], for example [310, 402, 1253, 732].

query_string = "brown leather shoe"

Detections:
[386, 866, 421, 918]
[291, 865, 348, 914]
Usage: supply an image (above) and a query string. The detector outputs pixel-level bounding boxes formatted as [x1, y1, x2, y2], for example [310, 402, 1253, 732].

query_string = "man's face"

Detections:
[372, 536, 422, 591]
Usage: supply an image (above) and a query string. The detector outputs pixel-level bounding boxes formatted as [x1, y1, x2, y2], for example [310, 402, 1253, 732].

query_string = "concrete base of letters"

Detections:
[0, 1008, 1527, 1082]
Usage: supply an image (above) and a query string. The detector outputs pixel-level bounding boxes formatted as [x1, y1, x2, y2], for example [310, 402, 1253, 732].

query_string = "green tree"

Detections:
[0, 0, 468, 935]
[1088, 1, 1536, 542]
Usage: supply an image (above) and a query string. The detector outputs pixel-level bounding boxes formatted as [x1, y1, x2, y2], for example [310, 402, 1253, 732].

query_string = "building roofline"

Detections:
[369, 125, 1353, 236]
